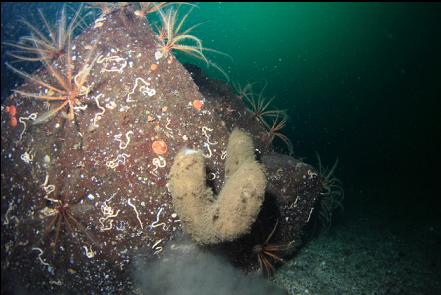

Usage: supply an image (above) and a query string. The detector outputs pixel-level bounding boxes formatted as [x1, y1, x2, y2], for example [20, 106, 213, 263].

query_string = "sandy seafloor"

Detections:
[272, 198, 441, 295]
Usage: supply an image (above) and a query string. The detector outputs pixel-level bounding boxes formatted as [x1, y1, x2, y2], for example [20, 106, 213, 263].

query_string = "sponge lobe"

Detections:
[169, 128, 266, 245]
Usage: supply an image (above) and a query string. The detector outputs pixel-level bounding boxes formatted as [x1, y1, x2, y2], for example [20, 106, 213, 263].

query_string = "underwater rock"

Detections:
[202, 152, 321, 274]
[183, 66, 323, 273]
[261, 153, 322, 242]
[1, 6, 321, 294]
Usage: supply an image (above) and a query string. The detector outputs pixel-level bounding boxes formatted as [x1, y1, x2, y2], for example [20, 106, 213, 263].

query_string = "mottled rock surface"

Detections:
[1, 7, 321, 294]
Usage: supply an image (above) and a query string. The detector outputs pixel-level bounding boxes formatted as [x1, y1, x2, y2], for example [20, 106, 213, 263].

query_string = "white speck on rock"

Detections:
[154, 50, 163, 60]
[147, 88, 156, 96]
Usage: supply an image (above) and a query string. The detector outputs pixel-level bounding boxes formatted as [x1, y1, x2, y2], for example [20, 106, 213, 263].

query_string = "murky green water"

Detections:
[188, 3, 440, 207]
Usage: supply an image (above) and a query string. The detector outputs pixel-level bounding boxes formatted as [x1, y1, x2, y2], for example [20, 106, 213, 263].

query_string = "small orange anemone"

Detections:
[134, 10, 146, 18]
[9, 116, 17, 127]
[150, 64, 158, 71]
[192, 99, 204, 111]
[5, 105, 16, 117]
[152, 140, 167, 155]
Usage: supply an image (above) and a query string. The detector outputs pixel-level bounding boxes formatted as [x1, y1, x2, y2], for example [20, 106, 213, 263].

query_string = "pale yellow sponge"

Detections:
[169, 128, 267, 245]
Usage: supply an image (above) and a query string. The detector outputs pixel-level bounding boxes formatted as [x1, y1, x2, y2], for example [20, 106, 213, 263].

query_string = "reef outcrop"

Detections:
[1, 6, 322, 294]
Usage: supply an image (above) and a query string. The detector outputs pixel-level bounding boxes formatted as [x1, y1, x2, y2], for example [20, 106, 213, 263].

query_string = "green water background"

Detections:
[187, 2, 441, 218]
[2, 3, 440, 220]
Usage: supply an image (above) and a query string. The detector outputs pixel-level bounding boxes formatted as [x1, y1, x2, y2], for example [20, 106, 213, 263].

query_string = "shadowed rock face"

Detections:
[188, 65, 323, 271]
[261, 153, 322, 242]
[1, 7, 321, 294]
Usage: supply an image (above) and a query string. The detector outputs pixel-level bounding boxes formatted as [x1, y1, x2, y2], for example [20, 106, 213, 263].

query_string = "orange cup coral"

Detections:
[152, 140, 167, 155]
[5, 105, 16, 117]
[9, 117, 17, 127]
[192, 99, 204, 111]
